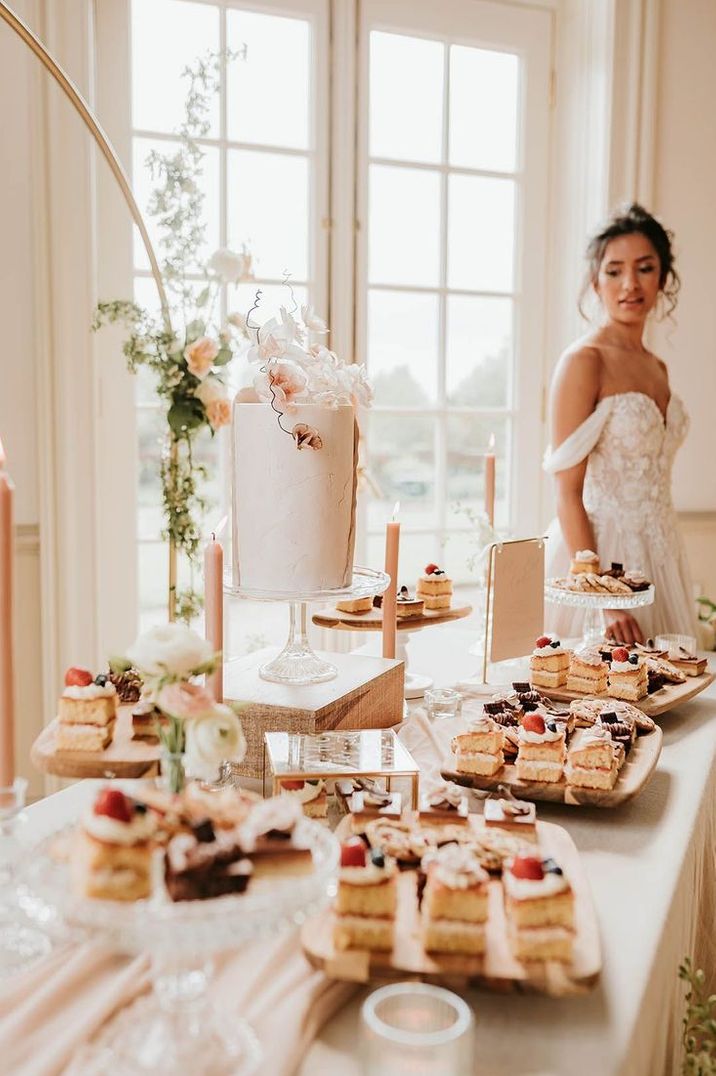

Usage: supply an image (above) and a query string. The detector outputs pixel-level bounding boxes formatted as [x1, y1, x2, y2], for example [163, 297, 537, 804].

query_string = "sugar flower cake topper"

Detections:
[243, 282, 373, 449]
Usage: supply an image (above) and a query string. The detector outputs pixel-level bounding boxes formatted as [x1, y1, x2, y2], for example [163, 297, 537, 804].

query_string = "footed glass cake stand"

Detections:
[545, 581, 655, 647]
[225, 566, 389, 685]
[20, 817, 338, 1075]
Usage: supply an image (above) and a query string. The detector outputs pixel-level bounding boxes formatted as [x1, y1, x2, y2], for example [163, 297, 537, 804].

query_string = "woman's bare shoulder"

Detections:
[552, 341, 603, 396]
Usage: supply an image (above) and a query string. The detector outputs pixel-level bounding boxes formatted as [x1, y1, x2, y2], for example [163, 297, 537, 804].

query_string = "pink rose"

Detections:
[184, 336, 219, 380]
[266, 361, 307, 408]
[206, 398, 232, 430]
[157, 681, 216, 721]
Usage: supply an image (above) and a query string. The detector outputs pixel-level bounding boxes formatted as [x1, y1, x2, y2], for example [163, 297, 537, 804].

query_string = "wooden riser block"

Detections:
[223, 648, 405, 778]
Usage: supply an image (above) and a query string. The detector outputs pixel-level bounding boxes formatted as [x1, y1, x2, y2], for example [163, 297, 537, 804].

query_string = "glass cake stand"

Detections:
[545, 581, 655, 647]
[20, 818, 338, 1075]
[225, 565, 390, 685]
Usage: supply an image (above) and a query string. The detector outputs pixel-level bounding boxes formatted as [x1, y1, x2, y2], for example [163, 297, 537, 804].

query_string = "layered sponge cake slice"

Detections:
[421, 844, 489, 955]
[608, 647, 648, 701]
[566, 647, 608, 694]
[451, 715, 505, 777]
[503, 853, 574, 962]
[529, 636, 570, 689]
[515, 712, 566, 784]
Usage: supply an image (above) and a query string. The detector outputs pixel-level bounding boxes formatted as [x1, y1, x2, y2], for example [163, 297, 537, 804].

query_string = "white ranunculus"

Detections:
[194, 375, 227, 406]
[127, 624, 215, 683]
[208, 247, 252, 284]
[184, 705, 247, 781]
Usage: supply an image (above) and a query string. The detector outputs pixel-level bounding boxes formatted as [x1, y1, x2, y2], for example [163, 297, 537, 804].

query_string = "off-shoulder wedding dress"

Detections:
[543, 391, 697, 638]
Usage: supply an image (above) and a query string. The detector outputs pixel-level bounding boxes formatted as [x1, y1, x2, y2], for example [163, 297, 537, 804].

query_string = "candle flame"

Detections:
[392, 501, 400, 521]
[488, 432, 495, 451]
[0, 437, 5, 470]
[213, 514, 228, 539]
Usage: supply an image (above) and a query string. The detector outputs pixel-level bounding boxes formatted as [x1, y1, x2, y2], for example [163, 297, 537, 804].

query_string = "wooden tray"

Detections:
[312, 604, 472, 631]
[31, 706, 159, 779]
[442, 725, 662, 807]
[302, 818, 600, 997]
[540, 670, 714, 717]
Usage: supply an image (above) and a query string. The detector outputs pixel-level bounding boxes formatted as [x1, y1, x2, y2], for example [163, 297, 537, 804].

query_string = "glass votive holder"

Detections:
[425, 687, 462, 721]
[654, 633, 697, 656]
[362, 981, 475, 1075]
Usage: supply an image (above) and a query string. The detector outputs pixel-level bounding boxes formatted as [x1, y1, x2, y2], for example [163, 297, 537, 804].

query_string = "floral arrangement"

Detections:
[239, 299, 372, 450]
[126, 623, 246, 791]
[93, 52, 251, 621]
[679, 957, 716, 1074]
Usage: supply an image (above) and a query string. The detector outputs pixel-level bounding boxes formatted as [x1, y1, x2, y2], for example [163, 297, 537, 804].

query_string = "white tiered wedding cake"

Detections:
[231, 304, 371, 596]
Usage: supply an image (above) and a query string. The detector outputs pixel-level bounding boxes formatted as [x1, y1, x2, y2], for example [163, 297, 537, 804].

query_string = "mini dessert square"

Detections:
[335, 595, 373, 614]
[515, 713, 566, 784]
[344, 783, 402, 835]
[365, 817, 433, 870]
[503, 854, 574, 962]
[451, 716, 505, 777]
[333, 837, 396, 952]
[72, 788, 155, 901]
[566, 648, 608, 695]
[622, 569, 651, 592]
[416, 563, 453, 611]
[483, 797, 537, 839]
[665, 647, 708, 677]
[165, 825, 254, 901]
[607, 647, 648, 701]
[418, 782, 469, 826]
[529, 637, 570, 689]
[422, 845, 489, 955]
[58, 667, 117, 726]
[569, 549, 599, 575]
[564, 726, 620, 791]
[237, 797, 313, 878]
[644, 656, 687, 685]
[279, 778, 328, 820]
[131, 700, 164, 743]
[395, 586, 424, 619]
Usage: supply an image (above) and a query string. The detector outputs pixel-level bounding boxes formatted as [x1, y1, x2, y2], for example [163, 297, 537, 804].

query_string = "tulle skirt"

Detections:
[544, 513, 698, 641]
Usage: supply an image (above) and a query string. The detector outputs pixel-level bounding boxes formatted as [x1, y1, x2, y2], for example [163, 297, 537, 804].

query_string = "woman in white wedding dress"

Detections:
[544, 204, 697, 644]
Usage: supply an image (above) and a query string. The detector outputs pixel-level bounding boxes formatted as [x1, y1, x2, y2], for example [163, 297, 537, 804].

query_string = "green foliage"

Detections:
[680, 958, 716, 1074]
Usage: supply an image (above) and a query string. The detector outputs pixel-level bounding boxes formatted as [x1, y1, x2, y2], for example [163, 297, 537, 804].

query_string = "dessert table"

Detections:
[1, 632, 715, 1076]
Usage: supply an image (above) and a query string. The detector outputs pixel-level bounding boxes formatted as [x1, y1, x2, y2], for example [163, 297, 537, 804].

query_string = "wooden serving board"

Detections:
[302, 818, 600, 997]
[31, 706, 160, 779]
[442, 725, 663, 807]
[541, 670, 714, 717]
[312, 604, 472, 632]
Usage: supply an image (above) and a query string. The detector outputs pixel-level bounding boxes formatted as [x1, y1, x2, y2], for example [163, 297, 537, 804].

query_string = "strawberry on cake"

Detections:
[333, 836, 396, 951]
[515, 713, 566, 784]
[416, 563, 453, 611]
[530, 637, 569, 690]
[503, 854, 574, 962]
[56, 667, 117, 752]
[608, 647, 648, 701]
[72, 788, 155, 901]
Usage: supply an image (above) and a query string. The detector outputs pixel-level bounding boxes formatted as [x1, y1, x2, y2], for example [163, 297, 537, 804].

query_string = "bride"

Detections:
[544, 203, 697, 644]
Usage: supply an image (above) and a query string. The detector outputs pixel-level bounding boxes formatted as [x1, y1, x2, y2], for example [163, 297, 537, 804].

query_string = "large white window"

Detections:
[96, 0, 551, 636]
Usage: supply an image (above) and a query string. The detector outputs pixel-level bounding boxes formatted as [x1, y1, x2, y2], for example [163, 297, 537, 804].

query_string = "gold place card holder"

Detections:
[482, 537, 546, 682]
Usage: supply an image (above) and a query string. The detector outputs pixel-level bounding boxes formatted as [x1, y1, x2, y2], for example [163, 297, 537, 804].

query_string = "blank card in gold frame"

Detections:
[485, 537, 545, 667]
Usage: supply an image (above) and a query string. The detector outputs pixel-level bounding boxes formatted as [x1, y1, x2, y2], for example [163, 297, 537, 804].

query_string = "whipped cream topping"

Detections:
[419, 570, 448, 581]
[340, 857, 396, 885]
[579, 725, 613, 747]
[611, 659, 642, 673]
[504, 865, 569, 900]
[423, 845, 488, 890]
[468, 715, 500, 734]
[238, 797, 302, 850]
[335, 779, 359, 796]
[533, 643, 565, 657]
[624, 569, 646, 585]
[83, 809, 155, 845]
[64, 683, 116, 700]
[575, 549, 598, 561]
[280, 780, 325, 805]
[518, 724, 562, 744]
[573, 648, 605, 667]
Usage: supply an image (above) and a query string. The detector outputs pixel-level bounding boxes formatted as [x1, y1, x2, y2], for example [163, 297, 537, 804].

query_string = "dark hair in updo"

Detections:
[578, 203, 680, 318]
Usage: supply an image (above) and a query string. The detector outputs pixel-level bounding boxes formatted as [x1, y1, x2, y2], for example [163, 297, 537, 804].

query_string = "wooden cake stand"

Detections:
[312, 604, 473, 699]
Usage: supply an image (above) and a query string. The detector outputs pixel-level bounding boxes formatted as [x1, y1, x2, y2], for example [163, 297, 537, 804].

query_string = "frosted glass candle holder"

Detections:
[361, 982, 475, 1074]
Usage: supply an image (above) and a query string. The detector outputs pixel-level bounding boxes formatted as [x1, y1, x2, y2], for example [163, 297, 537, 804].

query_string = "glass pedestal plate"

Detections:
[225, 566, 389, 685]
[21, 818, 338, 1075]
[545, 582, 655, 648]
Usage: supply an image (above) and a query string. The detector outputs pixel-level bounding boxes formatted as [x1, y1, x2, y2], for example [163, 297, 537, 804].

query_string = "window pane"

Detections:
[137, 407, 166, 540]
[449, 46, 519, 172]
[447, 175, 515, 292]
[132, 138, 220, 274]
[370, 32, 444, 164]
[446, 415, 509, 529]
[365, 413, 436, 532]
[131, 0, 219, 136]
[369, 165, 440, 287]
[227, 150, 309, 280]
[368, 290, 439, 405]
[446, 296, 513, 407]
[365, 530, 443, 594]
[227, 10, 310, 149]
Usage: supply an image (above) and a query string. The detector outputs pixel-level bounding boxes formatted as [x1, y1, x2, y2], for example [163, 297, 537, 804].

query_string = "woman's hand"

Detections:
[604, 612, 645, 645]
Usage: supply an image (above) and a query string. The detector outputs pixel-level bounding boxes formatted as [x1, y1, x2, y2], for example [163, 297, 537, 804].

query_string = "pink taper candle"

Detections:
[0, 439, 15, 785]
[382, 503, 400, 660]
[484, 433, 496, 527]
[204, 532, 224, 701]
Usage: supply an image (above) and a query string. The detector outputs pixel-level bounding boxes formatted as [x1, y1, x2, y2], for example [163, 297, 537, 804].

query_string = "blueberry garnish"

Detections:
[546, 720, 557, 733]
[371, 849, 385, 868]
[550, 640, 561, 648]
[94, 674, 108, 687]
[133, 802, 148, 814]
[542, 858, 563, 875]
[629, 654, 639, 665]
